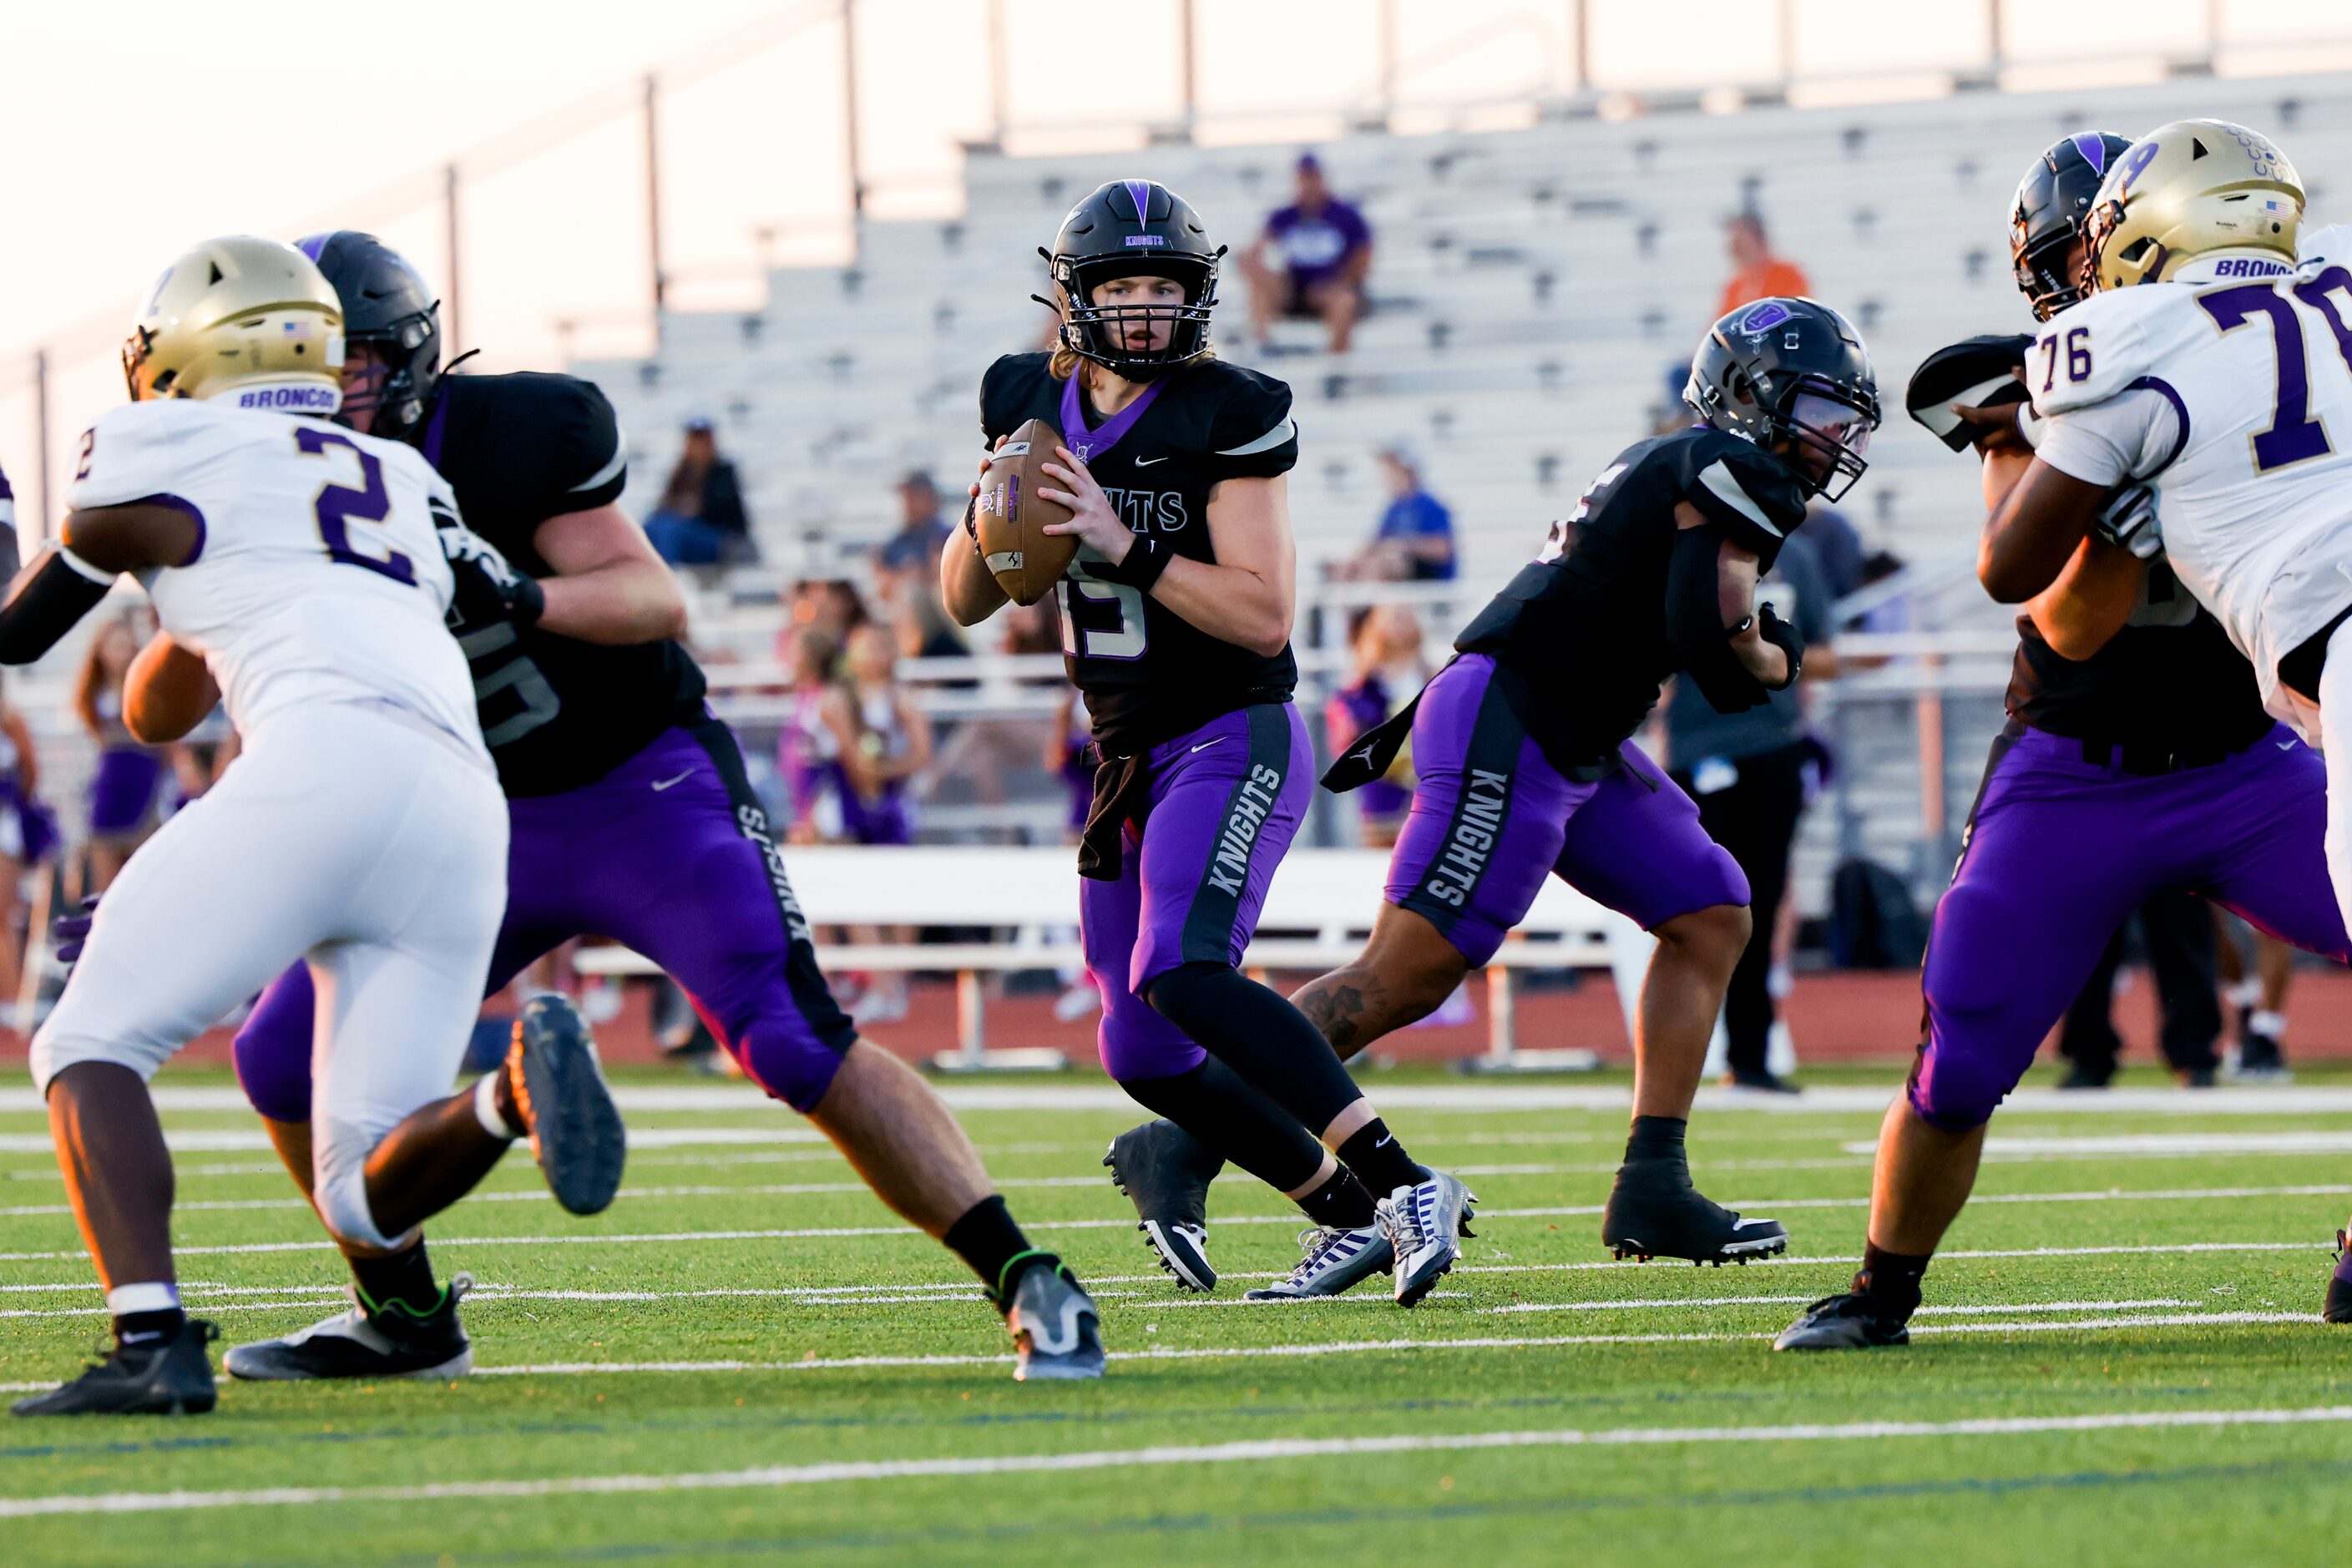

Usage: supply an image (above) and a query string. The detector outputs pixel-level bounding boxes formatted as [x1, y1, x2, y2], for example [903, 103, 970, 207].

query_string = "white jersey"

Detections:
[66, 398, 485, 758]
[2030, 236, 2352, 722]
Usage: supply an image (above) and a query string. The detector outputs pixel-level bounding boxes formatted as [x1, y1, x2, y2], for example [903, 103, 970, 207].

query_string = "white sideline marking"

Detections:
[465, 1310, 2314, 1379]
[0, 1175, 1120, 1219]
[10, 1185, 2349, 1262]
[0, 1128, 827, 1156]
[1479, 1296, 2193, 1317]
[1879, 1132, 2352, 1158]
[15, 1399, 2346, 1517]
[15, 1084, 2352, 1116]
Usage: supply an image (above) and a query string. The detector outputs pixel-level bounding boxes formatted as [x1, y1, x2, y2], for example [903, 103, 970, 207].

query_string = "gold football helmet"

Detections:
[120, 236, 344, 405]
[2081, 119, 2303, 295]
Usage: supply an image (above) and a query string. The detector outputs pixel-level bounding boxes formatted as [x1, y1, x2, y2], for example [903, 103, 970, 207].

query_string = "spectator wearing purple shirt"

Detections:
[1243, 152, 1373, 353]
[1325, 604, 1427, 847]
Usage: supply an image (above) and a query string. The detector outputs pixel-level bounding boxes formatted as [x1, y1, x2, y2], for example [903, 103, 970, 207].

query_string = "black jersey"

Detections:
[2006, 563, 2272, 751]
[420, 372, 708, 797]
[1455, 426, 1808, 776]
[978, 353, 1300, 754]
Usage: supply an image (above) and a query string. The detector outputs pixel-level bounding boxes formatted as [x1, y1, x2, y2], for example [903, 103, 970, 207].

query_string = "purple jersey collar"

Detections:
[418, 392, 450, 471]
[1059, 372, 1165, 463]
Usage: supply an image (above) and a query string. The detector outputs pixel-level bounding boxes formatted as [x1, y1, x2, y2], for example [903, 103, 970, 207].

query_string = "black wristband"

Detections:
[509, 574, 546, 628]
[1756, 603, 1803, 690]
[0, 549, 112, 665]
[1095, 535, 1173, 594]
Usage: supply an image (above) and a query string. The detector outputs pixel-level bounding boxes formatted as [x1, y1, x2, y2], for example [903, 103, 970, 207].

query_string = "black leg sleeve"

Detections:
[1117, 1057, 1328, 1194]
[1144, 961, 1367, 1136]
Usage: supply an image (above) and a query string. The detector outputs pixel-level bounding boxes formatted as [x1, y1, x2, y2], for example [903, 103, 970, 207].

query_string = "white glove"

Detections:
[2092, 483, 2164, 560]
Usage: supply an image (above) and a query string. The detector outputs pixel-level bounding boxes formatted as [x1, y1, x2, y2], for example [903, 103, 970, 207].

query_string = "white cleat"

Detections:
[1377, 1171, 1477, 1307]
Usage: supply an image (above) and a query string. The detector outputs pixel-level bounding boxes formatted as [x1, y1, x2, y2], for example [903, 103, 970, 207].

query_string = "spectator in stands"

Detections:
[0, 671, 53, 1000]
[0, 463, 20, 585]
[773, 578, 868, 680]
[1343, 442, 1456, 581]
[778, 630, 844, 846]
[1799, 498, 1866, 602]
[1326, 604, 1429, 848]
[1243, 152, 1373, 354]
[1717, 211, 1811, 317]
[822, 623, 933, 1026]
[645, 417, 752, 566]
[876, 471, 970, 661]
[1661, 529, 1840, 1093]
[73, 614, 167, 893]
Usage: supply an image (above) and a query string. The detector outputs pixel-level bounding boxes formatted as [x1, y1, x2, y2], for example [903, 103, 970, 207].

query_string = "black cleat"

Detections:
[1105, 1119, 1225, 1292]
[1601, 1156, 1787, 1265]
[225, 1277, 474, 1381]
[2228, 1024, 2293, 1084]
[13, 1318, 220, 1416]
[2325, 1231, 2352, 1325]
[1721, 1067, 1800, 1095]
[1004, 1262, 1105, 1381]
[2056, 1063, 2112, 1090]
[508, 994, 626, 1216]
[1773, 1290, 1911, 1351]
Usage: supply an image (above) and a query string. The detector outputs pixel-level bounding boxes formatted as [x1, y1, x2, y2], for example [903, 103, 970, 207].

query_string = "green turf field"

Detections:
[5, 1063, 2352, 1565]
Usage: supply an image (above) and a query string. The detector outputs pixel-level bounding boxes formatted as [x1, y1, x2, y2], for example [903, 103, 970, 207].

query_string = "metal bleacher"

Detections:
[588, 73, 2352, 914]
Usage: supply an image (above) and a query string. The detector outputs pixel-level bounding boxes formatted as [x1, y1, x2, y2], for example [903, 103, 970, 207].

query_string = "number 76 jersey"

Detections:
[2031, 232, 2352, 719]
[67, 398, 485, 757]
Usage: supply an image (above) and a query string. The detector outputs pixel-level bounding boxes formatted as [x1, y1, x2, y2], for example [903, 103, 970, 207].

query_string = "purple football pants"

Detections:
[1083, 703, 1314, 1080]
[1384, 654, 1748, 963]
[1911, 721, 2348, 1128]
[235, 718, 859, 1120]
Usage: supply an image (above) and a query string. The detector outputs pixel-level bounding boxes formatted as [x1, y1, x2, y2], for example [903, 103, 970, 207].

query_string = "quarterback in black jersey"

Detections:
[946, 180, 1472, 1306]
[1778, 135, 2352, 1353]
[1114, 296, 1880, 1274]
[205, 234, 1100, 1383]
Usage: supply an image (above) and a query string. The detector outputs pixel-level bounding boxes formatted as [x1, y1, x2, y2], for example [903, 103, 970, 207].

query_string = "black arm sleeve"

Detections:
[1664, 525, 1769, 714]
[0, 550, 113, 665]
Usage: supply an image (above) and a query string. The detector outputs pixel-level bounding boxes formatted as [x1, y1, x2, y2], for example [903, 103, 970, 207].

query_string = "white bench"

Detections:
[570, 845, 1651, 1071]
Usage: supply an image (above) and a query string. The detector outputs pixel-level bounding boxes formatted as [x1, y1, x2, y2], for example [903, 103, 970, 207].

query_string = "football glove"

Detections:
[438, 515, 546, 630]
[2092, 483, 2164, 560]
[1904, 334, 2032, 452]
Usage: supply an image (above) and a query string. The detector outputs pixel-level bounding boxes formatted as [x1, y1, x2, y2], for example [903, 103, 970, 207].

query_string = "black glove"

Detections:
[1905, 334, 2032, 452]
[1756, 602, 1803, 690]
[53, 895, 98, 964]
[439, 521, 545, 630]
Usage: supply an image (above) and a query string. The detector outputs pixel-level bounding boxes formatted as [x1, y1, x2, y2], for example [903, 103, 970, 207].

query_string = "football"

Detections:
[974, 417, 1076, 605]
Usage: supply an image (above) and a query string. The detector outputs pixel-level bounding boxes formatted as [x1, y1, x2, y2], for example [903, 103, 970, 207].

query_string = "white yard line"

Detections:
[14, 1084, 2352, 1116]
[9, 1185, 2348, 1263]
[7, 1398, 2347, 1519]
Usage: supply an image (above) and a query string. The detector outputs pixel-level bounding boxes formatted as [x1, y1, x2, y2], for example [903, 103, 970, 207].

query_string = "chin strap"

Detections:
[0, 549, 114, 665]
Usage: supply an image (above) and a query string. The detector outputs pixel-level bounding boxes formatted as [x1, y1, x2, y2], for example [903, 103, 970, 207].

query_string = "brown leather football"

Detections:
[973, 417, 1076, 606]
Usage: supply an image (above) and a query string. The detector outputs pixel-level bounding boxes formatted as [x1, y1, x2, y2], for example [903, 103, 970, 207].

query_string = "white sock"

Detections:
[2225, 979, 2263, 1009]
[2249, 1009, 2289, 1039]
[473, 1071, 518, 1141]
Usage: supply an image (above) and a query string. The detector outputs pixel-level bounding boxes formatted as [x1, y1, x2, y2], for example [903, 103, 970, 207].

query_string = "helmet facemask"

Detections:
[338, 307, 438, 439]
[1049, 252, 1218, 382]
[1772, 385, 1876, 503]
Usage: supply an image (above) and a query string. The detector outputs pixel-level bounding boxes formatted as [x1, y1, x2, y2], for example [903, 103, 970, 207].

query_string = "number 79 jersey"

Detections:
[67, 398, 484, 757]
[2031, 234, 2352, 717]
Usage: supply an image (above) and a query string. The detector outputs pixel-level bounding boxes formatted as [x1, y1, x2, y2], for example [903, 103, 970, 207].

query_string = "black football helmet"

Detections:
[296, 231, 441, 440]
[1039, 180, 1222, 381]
[1684, 297, 1881, 502]
[2010, 132, 2132, 321]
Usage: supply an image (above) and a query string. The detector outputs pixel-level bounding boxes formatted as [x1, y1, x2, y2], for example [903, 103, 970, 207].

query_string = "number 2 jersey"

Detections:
[978, 352, 1299, 755]
[65, 397, 483, 756]
[2031, 228, 2352, 721]
[417, 372, 708, 796]
[1455, 425, 1808, 776]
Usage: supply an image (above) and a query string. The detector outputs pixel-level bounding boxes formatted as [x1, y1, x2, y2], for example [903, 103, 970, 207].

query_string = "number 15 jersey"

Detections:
[66, 397, 483, 758]
[979, 352, 1300, 756]
[2031, 230, 2352, 720]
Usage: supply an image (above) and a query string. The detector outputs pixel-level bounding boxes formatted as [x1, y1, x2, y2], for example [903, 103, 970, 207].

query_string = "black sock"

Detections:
[113, 1307, 185, 1349]
[1146, 962, 1367, 1131]
[943, 1195, 1052, 1302]
[1297, 1165, 1379, 1228]
[1119, 1060, 1328, 1192]
[1623, 1115, 1688, 1165]
[350, 1237, 443, 1316]
[1337, 1116, 1424, 1196]
[1858, 1242, 1932, 1323]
